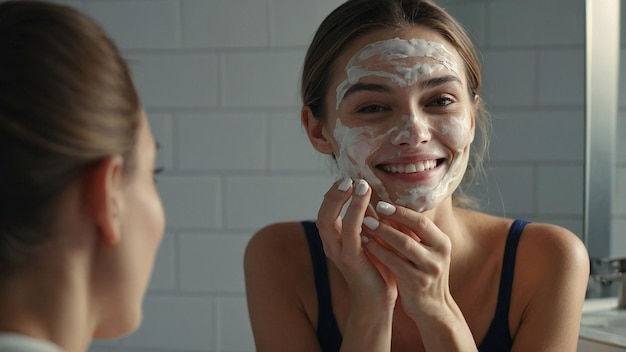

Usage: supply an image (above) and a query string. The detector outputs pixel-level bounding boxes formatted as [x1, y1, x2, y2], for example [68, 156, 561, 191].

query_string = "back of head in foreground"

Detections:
[0, 1, 165, 351]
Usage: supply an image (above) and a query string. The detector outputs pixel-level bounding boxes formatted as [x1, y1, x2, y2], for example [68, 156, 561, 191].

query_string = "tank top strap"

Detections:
[301, 221, 342, 352]
[495, 219, 530, 319]
[478, 219, 530, 351]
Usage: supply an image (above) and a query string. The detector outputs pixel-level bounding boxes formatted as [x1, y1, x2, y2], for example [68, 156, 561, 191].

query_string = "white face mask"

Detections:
[331, 37, 473, 212]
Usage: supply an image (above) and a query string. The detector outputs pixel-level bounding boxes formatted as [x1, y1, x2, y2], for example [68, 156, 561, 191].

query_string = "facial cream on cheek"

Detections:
[333, 118, 396, 202]
[439, 111, 472, 143]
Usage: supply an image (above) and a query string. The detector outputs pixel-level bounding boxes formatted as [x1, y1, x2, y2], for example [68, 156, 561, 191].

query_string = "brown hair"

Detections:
[0, 1, 140, 275]
[301, 0, 490, 208]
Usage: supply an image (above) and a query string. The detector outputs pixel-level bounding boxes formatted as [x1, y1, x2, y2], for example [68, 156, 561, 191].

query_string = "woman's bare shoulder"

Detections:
[244, 221, 313, 278]
[519, 222, 589, 270]
[461, 209, 588, 266]
[513, 221, 589, 308]
[246, 221, 309, 254]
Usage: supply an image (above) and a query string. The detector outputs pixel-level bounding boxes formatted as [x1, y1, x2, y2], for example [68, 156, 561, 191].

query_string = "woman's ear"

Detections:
[301, 106, 334, 155]
[469, 95, 479, 143]
[86, 156, 125, 246]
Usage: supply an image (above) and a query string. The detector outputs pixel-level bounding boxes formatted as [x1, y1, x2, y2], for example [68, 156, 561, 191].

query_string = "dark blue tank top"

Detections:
[301, 219, 529, 352]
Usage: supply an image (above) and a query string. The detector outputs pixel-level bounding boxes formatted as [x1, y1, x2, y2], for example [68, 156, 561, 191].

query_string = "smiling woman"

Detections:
[244, 0, 590, 352]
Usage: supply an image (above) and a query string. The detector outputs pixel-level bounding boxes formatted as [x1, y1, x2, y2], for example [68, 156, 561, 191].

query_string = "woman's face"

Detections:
[322, 26, 476, 212]
[95, 109, 165, 338]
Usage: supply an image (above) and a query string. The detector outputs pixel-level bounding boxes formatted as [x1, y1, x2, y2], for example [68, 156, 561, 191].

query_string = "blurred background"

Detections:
[36, 0, 626, 351]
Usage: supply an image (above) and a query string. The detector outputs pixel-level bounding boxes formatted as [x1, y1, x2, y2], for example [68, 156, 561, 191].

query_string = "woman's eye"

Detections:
[427, 96, 454, 107]
[356, 104, 387, 113]
[153, 166, 164, 183]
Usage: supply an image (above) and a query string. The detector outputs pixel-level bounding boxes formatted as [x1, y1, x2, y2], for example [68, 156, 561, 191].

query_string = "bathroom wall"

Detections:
[46, 0, 587, 351]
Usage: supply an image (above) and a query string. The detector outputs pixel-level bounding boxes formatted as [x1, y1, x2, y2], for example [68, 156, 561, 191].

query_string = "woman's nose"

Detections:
[391, 114, 431, 146]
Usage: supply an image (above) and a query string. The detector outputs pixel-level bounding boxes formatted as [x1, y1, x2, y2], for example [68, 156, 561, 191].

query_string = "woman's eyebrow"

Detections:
[420, 75, 462, 90]
[342, 83, 393, 101]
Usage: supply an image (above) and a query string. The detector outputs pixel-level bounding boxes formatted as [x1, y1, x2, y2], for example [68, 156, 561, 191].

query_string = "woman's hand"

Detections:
[361, 201, 454, 322]
[316, 179, 398, 310]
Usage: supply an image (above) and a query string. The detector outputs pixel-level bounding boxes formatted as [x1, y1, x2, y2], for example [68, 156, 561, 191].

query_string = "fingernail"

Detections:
[363, 216, 379, 230]
[360, 235, 370, 243]
[337, 178, 353, 192]
[354, 179, 369, 196]
[376, 201, 396, 215]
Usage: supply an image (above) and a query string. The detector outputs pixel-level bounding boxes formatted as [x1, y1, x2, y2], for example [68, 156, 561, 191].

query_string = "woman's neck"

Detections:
[0, 251, 95, 352]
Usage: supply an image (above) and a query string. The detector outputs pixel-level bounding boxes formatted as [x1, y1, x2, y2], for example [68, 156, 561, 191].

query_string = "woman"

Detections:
[0, 1, 164, 351]
[244, 0, 589, 351]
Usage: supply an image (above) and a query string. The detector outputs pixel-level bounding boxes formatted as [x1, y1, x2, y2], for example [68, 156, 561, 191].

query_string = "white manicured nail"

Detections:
[363, 216, 379, 230]
[360, 235, 370, 243]
[376, 201, 396, 215]
[337, 178, 353, 191]
[354, 179, 369, 196]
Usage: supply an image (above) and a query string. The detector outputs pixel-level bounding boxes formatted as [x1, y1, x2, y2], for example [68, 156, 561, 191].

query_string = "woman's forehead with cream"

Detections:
[327, 27, 465, 110]
[345, 37, 459, 75]
[335, 38, 460, 108]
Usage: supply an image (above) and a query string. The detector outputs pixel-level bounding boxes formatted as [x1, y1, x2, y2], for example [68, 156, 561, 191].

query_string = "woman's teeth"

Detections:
[381, 160, 438, 174]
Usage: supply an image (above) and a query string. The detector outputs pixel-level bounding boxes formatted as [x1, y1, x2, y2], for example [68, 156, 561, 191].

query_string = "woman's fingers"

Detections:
[316, 178, 373, 260]
[363, 217, 430, 267]
[374, 201, 449, 251]
[362, 201, 453, 275]
[365, 237, 418, 275]
[340, 179, 371, 258]
[316, 178, 353, 256]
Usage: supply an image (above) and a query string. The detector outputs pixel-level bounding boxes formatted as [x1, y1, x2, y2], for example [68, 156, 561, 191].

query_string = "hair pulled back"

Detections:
[0, 0, 140, 275]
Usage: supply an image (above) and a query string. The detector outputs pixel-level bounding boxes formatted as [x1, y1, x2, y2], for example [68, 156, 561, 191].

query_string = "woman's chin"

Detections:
[93, 312, 141, 340]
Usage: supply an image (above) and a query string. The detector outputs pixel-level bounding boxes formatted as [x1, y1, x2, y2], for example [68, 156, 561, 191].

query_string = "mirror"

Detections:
[584, 0, 626, 299]
[584, 0, 622, 261]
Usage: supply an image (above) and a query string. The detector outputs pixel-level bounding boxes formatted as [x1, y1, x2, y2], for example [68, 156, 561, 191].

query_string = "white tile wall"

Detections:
[268, 112, 331, 172]
[128, 53, 220, 108]
[182, 0, 269, 48]
[481, 50, 536, 108]
[157, 175, 222, 230]
[221, 51, 305, 107]
[488, 1, 584, 47]
[224, 175, 332, 230]
[216, 297, 255, 351]
[538, 49, 585, 107]
[537, 165, 585, 215]
[489, 110, 584, 162]
[84, 1, 179, 49]
[177, 113, 267, 171]
[179, 233, 251, 292]
[270, 0, 322, 47]
[123, 296, 216, 350]
[478, 165, 535, 215]
[50, 0, 597, 350]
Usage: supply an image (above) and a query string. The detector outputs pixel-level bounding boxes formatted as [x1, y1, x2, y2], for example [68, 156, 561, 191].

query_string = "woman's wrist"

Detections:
[406, 292, 464, 329]
[341, 305, 394, 352]
[409, 298, 478, 351]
